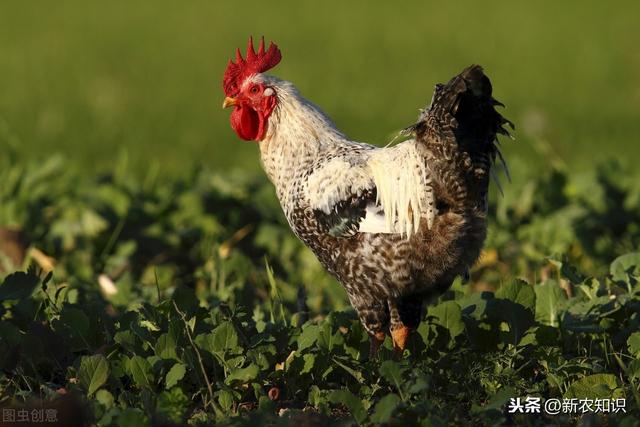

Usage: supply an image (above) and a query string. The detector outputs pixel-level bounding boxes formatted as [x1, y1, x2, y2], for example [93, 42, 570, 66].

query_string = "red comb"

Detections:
[223, 36, 282, 96]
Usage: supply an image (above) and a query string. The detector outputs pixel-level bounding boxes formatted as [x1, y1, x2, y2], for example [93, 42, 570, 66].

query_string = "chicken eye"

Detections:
[250, 85, 260, 94]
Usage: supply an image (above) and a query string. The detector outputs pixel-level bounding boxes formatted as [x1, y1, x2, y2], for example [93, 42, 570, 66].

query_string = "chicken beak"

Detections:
[222, 97, 238, 109]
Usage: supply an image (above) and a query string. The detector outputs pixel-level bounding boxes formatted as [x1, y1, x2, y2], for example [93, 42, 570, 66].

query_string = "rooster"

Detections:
[221, 37, 512, 357]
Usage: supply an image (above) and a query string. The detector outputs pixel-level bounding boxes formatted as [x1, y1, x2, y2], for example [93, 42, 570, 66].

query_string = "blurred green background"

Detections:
[1, 0, 639, 176]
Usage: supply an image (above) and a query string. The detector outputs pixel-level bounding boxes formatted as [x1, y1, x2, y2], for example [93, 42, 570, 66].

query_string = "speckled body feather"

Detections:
[255, 65, 511, 336]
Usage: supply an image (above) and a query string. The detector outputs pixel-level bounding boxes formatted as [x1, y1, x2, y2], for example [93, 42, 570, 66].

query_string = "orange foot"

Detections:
[369, 331, 386, 359]
[391, 325, 411, 358]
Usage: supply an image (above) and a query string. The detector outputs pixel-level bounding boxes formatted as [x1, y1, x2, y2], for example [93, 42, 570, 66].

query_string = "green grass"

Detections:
[1, 0, 639, 175]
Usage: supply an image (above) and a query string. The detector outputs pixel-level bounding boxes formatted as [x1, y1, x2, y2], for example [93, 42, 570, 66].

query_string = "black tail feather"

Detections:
[404, 65, 513, 181]
[405, 65, 513, 147]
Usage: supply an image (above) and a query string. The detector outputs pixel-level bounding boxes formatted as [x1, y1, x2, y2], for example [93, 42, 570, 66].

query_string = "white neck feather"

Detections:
[257, 77, 348, 191]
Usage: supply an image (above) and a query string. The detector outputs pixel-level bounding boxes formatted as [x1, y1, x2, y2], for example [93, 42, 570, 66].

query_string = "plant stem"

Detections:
[172, 300, 224, 417]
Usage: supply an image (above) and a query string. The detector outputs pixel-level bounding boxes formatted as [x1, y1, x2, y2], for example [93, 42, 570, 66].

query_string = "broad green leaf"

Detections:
[547, 256, 585, 284]
[211, 321, 239, 353]
[155, 333, 177, 360]
[95, 389, 114, 409]
[114, 330, 137, 352]
[248, 344, 275, 370]
[407, 377, 429, 395]
[429, 301, 464, 339]
[518, 329, 538, 347]
[301, 353, 316, 374]
[81, 209, 109, 236]
[79, 354, 109, 397]
[458, 291, 491, 320]
[379, 361, 407, 400]
[628, 332, 640, 357]
[308, 385, 323, 408]
[628, 360, 640, 381]
[297, 324, 320, 352]
[488, 299, 535, 345]
[139, 319, 161, 332]
[58, 307, 90, 339]
[225, 363, 259, 384]
[127, 355, 154, 389]
[483, 386, 515, 411]
[328, 389, 366, 424]
[564, 374, 622, 399]
[0, 271, 39, 301]
[331, 356, 364, 383]
[165, 363, 186, 389]
[157, 387, 189, 423]
[317, 321, 344, 352]
[218, 390, 235, 412]
[611, 252, 640, 282]
[495, 279, 536, 312]
[116, 408, 148, 426]
[534, 280, 567, 327]
[416, 322, 433, 346]
[196, 321, 241, 359]
[371, 394, 400, 423]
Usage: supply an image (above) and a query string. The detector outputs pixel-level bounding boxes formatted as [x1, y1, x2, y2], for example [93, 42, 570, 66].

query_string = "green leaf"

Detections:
[628, 332, 640, 357]
[79, 354, 109, 397]
[218, 389, 235, 412]
[297, 324, 320, 352]
[139, 319, 161, 332]
[371, 394, 401, 423]
[379, 361, 407, 400]
[248, 344, 275, 370]
[115, 408, 148, 426]
[495, 279, 536, 312]
[211, 321, 239, 354]
[628, 360, 640, 382]
[328, 389, 366, 424]
[547, 256, 585, 284]
[114, 330, 137, 352]
[534, 280, 567, 327]
[59, 307, 90, 337]
[308, 385, 323, 408]
[331, 356, 364, 383]
[517, 329, 538, 347]
[165, 363, 186, 389]
[488, 301, 535, 346]
[564, 374, 622, 399]
[0, 271, 40, 301]
[459, 291, 492, 322]
[127, 355, 154, 389]
[483, 386, 515, 411]
[196, 321, 242, 360]
[317, 321, 344, 352]
[225, 363, 259, 384]
[95, 389, 115, 409]
[157, 387, 189, 423]
[155, 333, 178, 360]
[301, 353, 316, 374]
[429, 301, 464, 339]
[610, 252, 640, 282]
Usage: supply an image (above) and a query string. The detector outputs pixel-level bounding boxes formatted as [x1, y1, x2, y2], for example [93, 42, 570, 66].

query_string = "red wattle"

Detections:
[230, 106, 261, 141]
